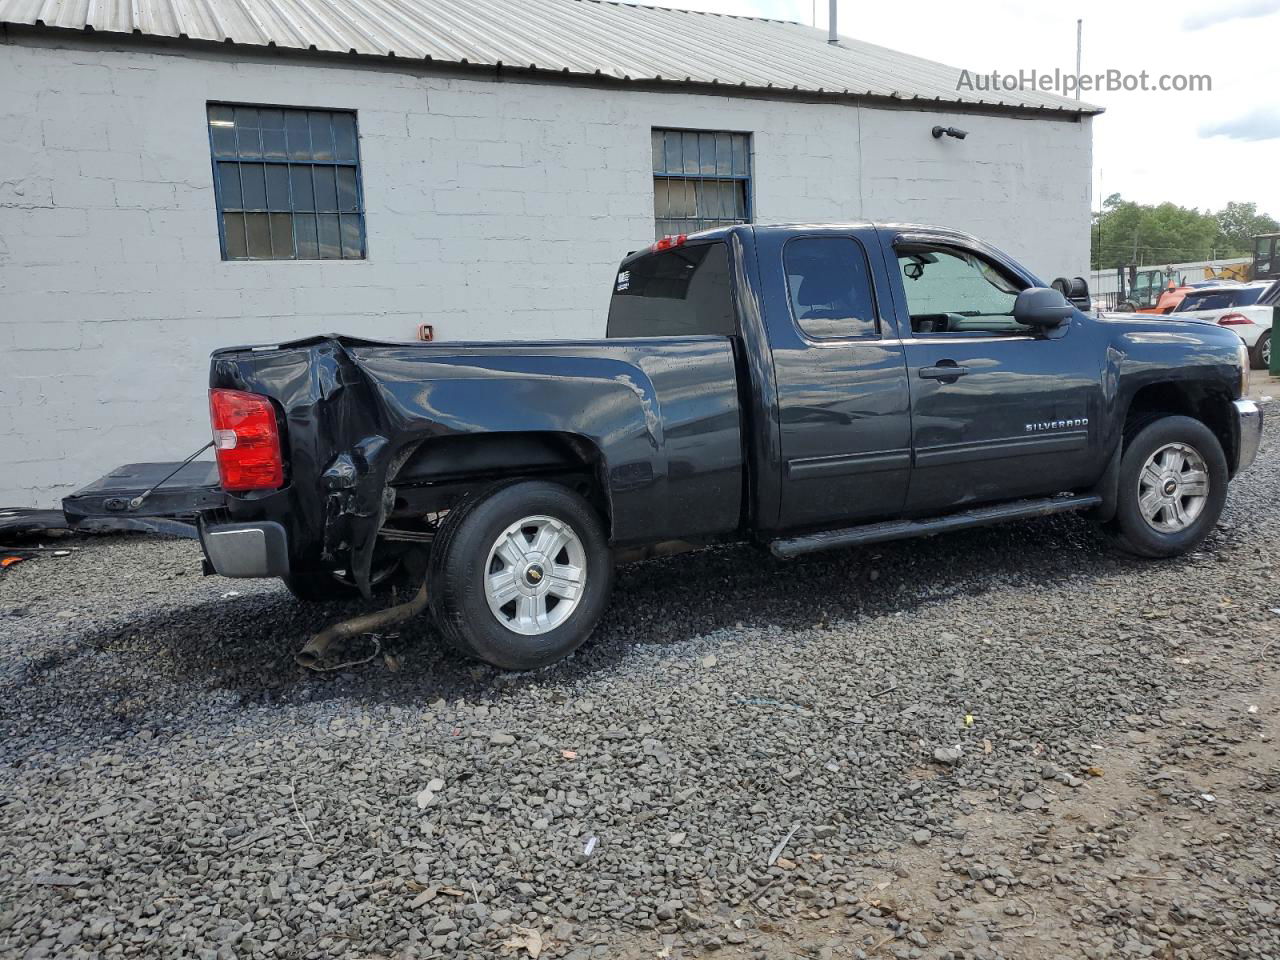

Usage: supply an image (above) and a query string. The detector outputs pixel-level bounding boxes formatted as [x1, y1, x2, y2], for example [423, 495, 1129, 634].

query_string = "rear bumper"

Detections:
[199, 520, 291, 578]
[1234, 398, 1263, 473]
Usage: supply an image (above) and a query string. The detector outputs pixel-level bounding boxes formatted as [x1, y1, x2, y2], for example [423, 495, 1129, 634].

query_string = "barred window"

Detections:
[651, 129, 751, 240]
[207, 104, 365, 261]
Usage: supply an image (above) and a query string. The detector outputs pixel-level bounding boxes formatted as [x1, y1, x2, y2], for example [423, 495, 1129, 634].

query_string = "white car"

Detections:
[1172, 281, 1278, 369]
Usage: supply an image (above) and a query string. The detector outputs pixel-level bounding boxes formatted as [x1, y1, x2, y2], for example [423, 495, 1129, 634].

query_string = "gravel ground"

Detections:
[2, 416, 1279, 960]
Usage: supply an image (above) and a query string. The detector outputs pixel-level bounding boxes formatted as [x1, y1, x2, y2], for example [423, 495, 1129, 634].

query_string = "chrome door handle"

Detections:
[919, 362, 969, 382]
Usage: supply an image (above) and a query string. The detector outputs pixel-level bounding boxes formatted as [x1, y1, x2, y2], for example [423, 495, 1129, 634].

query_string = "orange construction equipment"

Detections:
[1115, 266, 1189, 313]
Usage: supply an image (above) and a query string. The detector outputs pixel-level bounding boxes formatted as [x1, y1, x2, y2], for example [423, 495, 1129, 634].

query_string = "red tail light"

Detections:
[209, 388, 284, 492]
[1218, 313, 1252, 326]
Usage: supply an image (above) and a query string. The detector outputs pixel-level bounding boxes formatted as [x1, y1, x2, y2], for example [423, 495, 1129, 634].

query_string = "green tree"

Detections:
[1091, 195, 1220, 269]
[1214, 201, 1279, 256]
[1092, 196, 1280, 269]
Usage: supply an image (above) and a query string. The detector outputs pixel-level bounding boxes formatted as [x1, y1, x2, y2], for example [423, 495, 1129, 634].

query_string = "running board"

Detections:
[769, 494, 1103, 559]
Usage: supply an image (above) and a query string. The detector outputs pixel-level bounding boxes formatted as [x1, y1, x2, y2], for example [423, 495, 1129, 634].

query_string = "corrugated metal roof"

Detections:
[0, 0, 1103, 115]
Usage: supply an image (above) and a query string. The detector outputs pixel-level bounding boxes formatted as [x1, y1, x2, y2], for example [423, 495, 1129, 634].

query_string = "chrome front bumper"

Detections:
[1234, 398, 1263, 473]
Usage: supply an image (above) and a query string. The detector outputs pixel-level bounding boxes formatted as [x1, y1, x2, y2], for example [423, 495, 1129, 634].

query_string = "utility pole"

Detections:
[1075, 19, 1082, 99]
[1095, 169, 1103, 273]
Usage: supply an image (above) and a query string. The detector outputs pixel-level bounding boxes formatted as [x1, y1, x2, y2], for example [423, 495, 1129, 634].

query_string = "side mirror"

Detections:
[1051, 276, 1092, 311]
[1013, 286, 1074, 327]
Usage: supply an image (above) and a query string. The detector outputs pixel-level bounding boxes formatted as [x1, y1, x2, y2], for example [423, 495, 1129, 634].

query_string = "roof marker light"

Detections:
[650, 234, 687, 253]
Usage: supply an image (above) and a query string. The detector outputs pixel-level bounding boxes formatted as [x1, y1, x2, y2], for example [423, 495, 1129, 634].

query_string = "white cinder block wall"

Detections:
[0, 34, 1093, 507]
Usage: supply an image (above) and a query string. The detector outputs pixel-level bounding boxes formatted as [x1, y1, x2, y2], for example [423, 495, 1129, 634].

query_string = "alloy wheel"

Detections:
[483, 515, 586, 635]
[1137, 442, 1210, 533]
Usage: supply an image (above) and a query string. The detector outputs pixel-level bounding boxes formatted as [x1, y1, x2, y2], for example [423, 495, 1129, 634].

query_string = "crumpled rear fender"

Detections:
[211, 335, 742, 596]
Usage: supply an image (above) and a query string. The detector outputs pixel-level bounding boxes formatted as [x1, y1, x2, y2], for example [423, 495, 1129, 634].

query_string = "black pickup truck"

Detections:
[67, 223, 1263, 670]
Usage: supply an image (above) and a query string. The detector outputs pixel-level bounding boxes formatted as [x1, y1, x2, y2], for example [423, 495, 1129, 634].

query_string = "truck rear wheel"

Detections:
[428, 481, 613, 670]
[1109, 415, 1227, 558]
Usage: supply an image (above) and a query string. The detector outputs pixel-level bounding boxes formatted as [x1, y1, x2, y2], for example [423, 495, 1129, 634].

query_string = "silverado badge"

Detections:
[1026, 418, 1089, 432]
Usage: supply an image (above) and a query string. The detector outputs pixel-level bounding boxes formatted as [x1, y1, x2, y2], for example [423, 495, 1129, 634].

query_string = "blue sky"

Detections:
[632, 0, 1280, 224]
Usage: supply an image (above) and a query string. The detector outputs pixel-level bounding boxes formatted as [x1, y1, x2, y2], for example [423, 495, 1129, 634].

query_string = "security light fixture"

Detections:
[932, 125, 968, 140]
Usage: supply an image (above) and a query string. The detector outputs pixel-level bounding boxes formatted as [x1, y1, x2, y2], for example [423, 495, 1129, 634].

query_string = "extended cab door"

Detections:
[754, 227, 913, 530]
[878, 230, 1103, 512]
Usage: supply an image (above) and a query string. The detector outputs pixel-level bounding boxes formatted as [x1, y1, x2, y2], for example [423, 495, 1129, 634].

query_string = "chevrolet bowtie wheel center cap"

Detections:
[484, 515, 588, 636]
[1137, 442, 1210, 534]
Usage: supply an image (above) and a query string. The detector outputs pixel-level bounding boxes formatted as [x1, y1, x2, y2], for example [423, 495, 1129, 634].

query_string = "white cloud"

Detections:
[1183, 0, 1280, 30]
[1201, 106, 1280, 142]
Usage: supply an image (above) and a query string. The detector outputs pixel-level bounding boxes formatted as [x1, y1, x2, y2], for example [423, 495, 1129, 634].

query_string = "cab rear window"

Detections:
[606, 241, 736, 338]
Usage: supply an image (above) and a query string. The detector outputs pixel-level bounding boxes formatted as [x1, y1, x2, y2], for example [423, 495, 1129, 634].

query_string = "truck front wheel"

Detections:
[1109, 415, 1227, 558]
[428, 481, 613, 670]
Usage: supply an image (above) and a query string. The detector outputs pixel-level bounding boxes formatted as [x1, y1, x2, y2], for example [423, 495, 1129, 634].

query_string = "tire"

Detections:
[428, 481, 613, 670]
[1252, 331, 1270, 371]
[1108, 415, 1227, 558]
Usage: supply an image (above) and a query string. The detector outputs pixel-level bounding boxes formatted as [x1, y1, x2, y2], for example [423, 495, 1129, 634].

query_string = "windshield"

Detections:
[1175, 287, 1266, 312]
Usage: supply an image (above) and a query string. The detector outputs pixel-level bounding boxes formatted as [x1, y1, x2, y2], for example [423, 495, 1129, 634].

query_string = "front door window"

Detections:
[896, 246, 1027, 335]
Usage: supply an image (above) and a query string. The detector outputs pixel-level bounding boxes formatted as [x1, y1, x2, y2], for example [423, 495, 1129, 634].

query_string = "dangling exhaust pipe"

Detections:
[296, 581, 429, 669]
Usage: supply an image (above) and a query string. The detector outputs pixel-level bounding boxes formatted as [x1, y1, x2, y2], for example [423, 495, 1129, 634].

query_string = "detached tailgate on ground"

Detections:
[62, 462, 225, 537]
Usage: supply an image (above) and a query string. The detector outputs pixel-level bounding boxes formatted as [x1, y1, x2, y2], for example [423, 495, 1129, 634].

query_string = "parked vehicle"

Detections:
[1150, 285, 1191, 314]
[1108, 263, 1258, 314]
[1208, 260, 1254, 283]
[1113, 265, 1178, 313]
[1255, 234, 1280, 282]
[1091, 259, 1252, 312]
[1172, 280, 1280, 368]
[66, 223, 1263, 670]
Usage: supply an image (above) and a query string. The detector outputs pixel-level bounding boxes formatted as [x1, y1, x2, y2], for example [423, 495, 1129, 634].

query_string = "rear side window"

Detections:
[1176, 288, 1264, 312]
[607, 242, 736, 338]
[784, 237, 878, 339]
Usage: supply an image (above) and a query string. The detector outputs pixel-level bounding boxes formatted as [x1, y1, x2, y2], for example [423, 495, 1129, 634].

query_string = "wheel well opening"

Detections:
[391, 432, 612, 535]
[1124, 382, 1235, 466]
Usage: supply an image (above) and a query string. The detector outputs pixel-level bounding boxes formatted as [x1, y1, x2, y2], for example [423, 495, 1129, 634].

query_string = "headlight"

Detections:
[1238, 341, 1250, 397]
